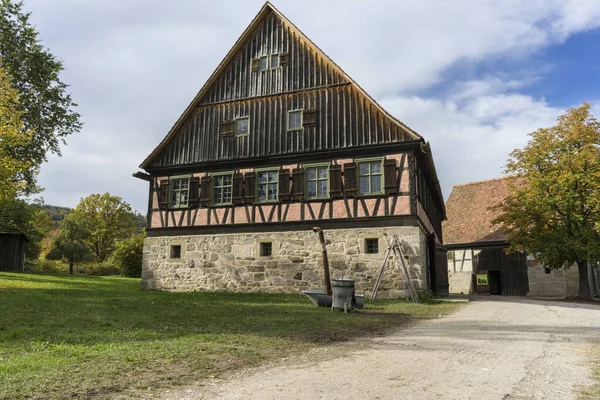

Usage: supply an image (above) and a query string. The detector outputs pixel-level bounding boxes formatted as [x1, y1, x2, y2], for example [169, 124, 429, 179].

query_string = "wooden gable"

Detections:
[141, 2, 422, 170]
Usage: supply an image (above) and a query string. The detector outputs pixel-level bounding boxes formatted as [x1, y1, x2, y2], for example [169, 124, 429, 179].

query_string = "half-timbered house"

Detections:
[136, 2, 448, 297]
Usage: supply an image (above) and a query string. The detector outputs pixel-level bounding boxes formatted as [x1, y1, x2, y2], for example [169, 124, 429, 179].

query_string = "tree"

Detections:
[71, 193, 136, 262]
[0, 65, 33, 199]
[0, 0, 81, 193]
[46, 215, 90, 274]
[0, 197, 45, 260]
[494, 103, 600, 299]
[110, 233, 145, 278]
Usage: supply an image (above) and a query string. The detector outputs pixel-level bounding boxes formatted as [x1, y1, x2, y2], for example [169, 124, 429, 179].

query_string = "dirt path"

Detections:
[161, 298, 600, 400]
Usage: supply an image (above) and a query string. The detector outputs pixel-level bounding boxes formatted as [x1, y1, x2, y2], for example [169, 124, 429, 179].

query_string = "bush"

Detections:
[83, 262, 120, 276]
[25, 258, 68, 274]
[110, 234, 144, 278]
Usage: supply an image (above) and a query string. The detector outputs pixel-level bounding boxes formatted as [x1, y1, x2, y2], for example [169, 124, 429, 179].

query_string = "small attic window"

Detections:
[271, 54, 279, 69]
[258, 56, 268, 71]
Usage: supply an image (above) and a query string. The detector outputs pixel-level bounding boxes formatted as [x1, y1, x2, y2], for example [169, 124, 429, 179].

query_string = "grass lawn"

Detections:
[0, 272, 461, 399]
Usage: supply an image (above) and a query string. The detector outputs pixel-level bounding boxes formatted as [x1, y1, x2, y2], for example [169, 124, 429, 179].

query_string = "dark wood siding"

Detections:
[150, 85, 413, 168]
[474, 247, 529, 296]
[417, 164, 443, 239]
[0, 234, 25, 272]
[199, 11, 348, 104]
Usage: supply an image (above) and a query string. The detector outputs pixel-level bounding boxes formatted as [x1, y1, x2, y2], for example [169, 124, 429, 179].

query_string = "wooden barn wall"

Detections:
[150, 85, 413, 168]
[416, 165, 443, 240]
[474, 247, 529, 296]
[199, 11, 348, 104]
[0, 234, 23, 271]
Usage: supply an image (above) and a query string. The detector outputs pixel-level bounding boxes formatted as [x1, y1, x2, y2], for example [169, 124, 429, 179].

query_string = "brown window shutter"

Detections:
[279, 169, 291, 201]
[384, 159, 398, 194]
[243, 172, 256, 203]
[200, 176, 212, 207]
[279, 52, 288, 66]
[343, 163, 357, 197]
[329, 164, 342, 199]
[292, 168, 305, 200]
[303, 109, 318, 126]
[232, 173, 243, 205]
[158, 179, 169, 209]
[251, 57, 259, 71]
[219, 120, 235, 135]
[189, 176, 201, 208]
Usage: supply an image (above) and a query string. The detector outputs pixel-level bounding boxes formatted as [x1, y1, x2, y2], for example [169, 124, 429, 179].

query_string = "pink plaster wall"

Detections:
[332, 200, 349, 219]
[287, 203, 301, 221]
[234, 207, 249, 224]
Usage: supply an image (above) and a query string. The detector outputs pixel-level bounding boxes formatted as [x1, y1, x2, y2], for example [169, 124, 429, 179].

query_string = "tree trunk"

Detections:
[577, 260, 591, 299]
[69, 259, 74, 275]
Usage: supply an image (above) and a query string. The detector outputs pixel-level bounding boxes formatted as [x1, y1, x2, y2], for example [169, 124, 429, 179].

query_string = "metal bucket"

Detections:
[332, 278, 355, 311]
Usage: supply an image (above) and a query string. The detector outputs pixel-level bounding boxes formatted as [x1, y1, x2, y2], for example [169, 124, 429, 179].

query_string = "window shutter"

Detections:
[232, 173, 243, 205]
[243, 172, 256, 203]
[219, 120, 235, 135]
[303, 109, 318, 126]
[279, 52, 288, 66]
[343, 163, 357, 197]
[330, 164, 342, 199]
[292, 168, 305, 200]
[200, 176, 211, 207]
[158, 179, 169, 210]
[279, 169, 291, 201]
[189, 176, 201, 208]
[384, 159, 398, 194]
[251, 57, 259, 71]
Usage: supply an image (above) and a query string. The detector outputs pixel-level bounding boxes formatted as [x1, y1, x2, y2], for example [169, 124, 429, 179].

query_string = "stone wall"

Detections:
[448, 271, 471, 294]
[526, 257, 579, 297]
[142, 226, 428, 298]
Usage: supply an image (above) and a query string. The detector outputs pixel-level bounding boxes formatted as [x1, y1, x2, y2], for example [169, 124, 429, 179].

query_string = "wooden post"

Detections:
[313, 227, 332, 295]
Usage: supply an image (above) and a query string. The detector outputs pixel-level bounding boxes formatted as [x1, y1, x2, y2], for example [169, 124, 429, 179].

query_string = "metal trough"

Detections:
[302, 290, 364, 309]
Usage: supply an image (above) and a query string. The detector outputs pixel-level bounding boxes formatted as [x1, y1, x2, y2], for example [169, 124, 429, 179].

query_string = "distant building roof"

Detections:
[443, 176, 519, 245]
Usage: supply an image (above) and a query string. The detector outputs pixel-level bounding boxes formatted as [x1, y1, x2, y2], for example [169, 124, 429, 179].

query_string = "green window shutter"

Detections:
[292, 168, 305, 200]
[232, 173, 244, 205]
[279, 52, 288, 66]
[189, 177, 201, 208]
[200, 176, 212, 207]
[243, 172, 256, 203]
[343, 163, 357, 197]
[384, 159, 398, 194]
[330, 164, 342, 199]
[158, 180, 169, 210]
[279, 169, 291, 201]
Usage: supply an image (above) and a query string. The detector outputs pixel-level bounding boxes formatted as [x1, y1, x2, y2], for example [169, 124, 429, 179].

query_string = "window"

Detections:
[257, 169, 279, 202]
[357, 159, 383, 195]
[235, 117, 249, 136]
[270, 54, 279, 69]
[170, 176, 190, 208]
[258, 55, 268, 71]
[365, 238, 379, 254]
[287, 110, 303, 131]
[213, 173, 233, 205]
[170, 245, 182, 259]
[306, 164, 329, 199]
[544, 267, 551, 274]
[260, 242, 272, 257]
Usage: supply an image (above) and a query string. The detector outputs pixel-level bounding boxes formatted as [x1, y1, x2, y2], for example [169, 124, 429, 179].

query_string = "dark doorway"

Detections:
[489, 271, 502, 295]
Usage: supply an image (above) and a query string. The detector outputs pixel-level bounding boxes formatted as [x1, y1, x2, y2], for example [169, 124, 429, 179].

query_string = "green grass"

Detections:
[0, 272, 460, 399]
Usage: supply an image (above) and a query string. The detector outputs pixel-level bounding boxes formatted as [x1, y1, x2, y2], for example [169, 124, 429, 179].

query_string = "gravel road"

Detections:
[161, 298, 600, 400]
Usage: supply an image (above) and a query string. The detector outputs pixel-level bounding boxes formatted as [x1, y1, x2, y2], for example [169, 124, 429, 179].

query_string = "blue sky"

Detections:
[20, 0, 600, 212]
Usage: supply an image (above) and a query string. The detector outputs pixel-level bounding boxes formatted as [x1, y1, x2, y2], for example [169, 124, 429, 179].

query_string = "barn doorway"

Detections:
[488, 270, 502, 295]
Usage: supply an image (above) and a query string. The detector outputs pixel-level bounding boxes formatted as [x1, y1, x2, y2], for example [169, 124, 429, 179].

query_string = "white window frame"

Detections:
[235, 117, 250, 137]
[287, 109, 303, 131]
[169, 175, 191, 209]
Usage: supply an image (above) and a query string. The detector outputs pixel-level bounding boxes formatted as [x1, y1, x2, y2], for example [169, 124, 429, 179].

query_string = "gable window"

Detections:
[357, 159, 384, 195]
[212, 173, 233, 205]
[170, 176, 190, 208]
[258, 56, 268, 71]
[256, 169, 279, 202]
[287, 110, 303, 131]
[306, 164, 329, 199]
[270, 54, 279, 69]
[235, 117, 249, 136]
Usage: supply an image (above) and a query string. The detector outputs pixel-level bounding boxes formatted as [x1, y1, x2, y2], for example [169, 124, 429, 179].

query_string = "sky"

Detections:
[22, 0, 600, 213]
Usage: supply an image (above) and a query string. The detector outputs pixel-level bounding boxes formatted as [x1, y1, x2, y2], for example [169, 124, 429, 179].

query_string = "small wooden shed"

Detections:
[0, 210, 27, 272]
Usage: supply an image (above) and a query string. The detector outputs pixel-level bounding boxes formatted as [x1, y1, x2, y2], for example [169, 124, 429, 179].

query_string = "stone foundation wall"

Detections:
[527, 259, 579, 297]
[142, 226, 428, 298]
[448, 271, 471, 294]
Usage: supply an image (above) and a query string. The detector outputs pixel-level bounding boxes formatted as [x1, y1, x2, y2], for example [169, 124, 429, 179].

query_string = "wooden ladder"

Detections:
[371, 234, 419, 303]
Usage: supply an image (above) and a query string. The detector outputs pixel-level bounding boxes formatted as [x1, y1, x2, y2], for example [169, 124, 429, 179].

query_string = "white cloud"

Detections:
[22, 0, 600, 211]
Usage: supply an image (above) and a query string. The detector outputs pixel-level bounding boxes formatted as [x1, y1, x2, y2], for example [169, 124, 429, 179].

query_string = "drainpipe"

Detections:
[313, 227, 332, 295]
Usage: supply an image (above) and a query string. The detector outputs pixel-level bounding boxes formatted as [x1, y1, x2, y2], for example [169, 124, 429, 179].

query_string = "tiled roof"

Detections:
[443, 176, 519, 245]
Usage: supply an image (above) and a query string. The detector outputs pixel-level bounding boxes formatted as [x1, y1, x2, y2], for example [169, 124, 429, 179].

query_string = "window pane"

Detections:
[359, 163, 369, 176]
[259, 56, 268, 71]
[223, 174, 232, 185]
[213, 187, 222, 204]
[215, 176, 223, 186]
[258, 184, 267, 201]
[307, 168, 316, 180]
[288, 111, 302, 129]
[180, 180, 189, 189]
[371, 176, 381, 193]
[236, 118, 249, 135]
[180, 192, 188, 205]
[268, 183, 277, 200]
[318, 181, 328, 197]
[318, 167, 328, 179]
[370, 162, 381, 174]
[307, 181, 316, 197]
[271, 54, 279, 68]
[359, 176, 370, 194]
[172, 180, 180, 190]
[223, 187, 232, 203]
[258, 172, 267, 183]
[269, 171, 278, 182]
[171, 191, 179, 206]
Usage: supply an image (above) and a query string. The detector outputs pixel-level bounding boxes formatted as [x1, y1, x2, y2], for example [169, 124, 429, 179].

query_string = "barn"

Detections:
[0, 210, 27, 272]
